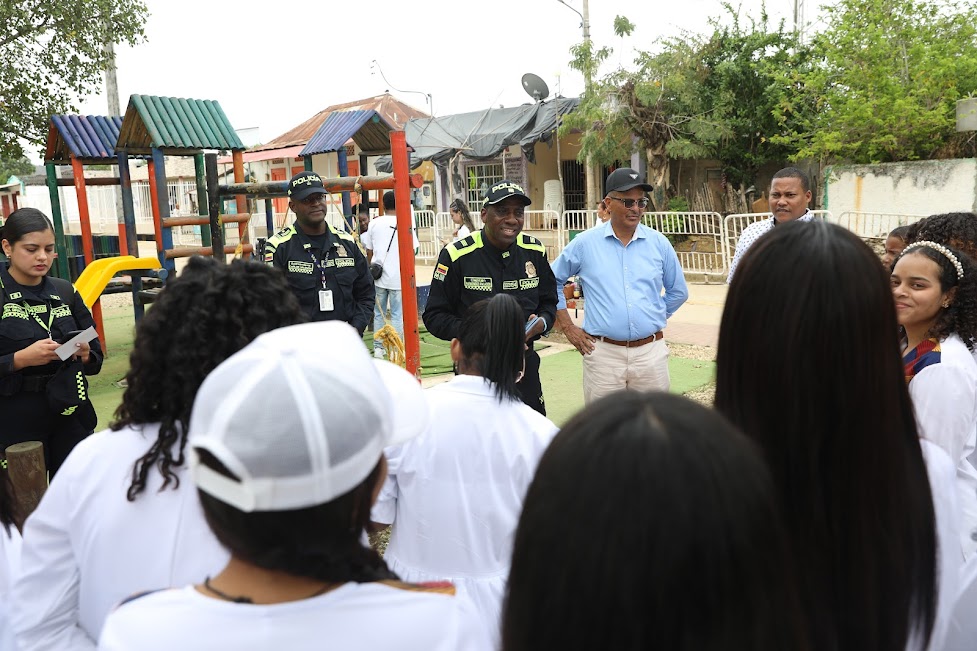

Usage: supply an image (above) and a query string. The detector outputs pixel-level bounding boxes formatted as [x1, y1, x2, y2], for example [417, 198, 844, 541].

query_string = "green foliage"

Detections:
[563, 4, 811, 189]
[772, 0, 977, 163]
[667, 196, 690, 212]
[0, 156, 34, 184]
[0, 0, 149, 160]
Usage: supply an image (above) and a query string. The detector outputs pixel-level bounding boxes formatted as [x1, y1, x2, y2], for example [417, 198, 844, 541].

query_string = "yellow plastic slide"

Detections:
[74, 256, 162, 308]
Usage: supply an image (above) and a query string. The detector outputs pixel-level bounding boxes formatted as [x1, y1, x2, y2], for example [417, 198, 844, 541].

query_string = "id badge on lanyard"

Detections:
[307, 245, 334, 312]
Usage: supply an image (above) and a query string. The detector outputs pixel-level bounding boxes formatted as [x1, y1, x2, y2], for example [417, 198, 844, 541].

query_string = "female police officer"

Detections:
[0, 208, 102, 474]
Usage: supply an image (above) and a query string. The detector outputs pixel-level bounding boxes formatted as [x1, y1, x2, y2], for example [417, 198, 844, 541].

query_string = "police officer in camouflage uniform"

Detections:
[423, 180, 557, 414]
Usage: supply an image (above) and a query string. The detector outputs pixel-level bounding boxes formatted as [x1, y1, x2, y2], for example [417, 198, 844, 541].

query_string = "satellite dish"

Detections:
[521, 73, 550, 102]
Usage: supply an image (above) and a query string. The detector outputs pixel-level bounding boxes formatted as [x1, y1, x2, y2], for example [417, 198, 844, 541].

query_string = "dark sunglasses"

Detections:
[299, 194, 328, 205]
[607, 196, 650, 209]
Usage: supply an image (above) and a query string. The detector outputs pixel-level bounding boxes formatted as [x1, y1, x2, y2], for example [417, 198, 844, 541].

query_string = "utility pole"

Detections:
[558, 0, 599, 210]
[104, 40, 120, 116]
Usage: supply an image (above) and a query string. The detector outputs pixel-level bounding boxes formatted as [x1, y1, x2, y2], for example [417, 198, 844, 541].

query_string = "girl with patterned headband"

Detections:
[892, 240, 977, 560]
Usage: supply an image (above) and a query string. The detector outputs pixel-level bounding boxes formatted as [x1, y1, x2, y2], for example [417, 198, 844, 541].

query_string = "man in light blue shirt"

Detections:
[552, 168, 689, 403]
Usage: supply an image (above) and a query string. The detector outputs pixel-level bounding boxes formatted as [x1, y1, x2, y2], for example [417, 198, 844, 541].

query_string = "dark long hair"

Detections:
[197, 450, 397, 584]
[449, 198, 476, 232]
[895, 242, 977, 349]
[456, 293, 524, 402]
[115, 257, 305, 501]
[715, 220, 937, 651]
[502, 392, 808, 651]
[0, 207, 54, 245]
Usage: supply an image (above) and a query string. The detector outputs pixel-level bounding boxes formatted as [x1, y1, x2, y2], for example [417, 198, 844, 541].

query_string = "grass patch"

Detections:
[539, 351, 716, 427]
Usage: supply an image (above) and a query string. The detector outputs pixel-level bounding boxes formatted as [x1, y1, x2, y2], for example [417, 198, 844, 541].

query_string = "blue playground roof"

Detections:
[45, 115, 124, 164]
[300, 110, 396, 157]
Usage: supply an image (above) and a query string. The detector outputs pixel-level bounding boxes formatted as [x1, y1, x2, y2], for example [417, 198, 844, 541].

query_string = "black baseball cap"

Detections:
[605, 168, 653, 194]
[288, 171, 327, 201]
[482, 180, 532, 208]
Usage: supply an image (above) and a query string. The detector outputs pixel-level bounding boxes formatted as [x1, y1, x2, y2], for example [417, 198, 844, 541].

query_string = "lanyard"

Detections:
[0, 271, 55, 334]
[306, 244, 333, 290]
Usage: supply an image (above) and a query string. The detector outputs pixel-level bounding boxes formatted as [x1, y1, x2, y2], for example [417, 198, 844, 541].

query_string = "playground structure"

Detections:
[210, 130, 424, 376]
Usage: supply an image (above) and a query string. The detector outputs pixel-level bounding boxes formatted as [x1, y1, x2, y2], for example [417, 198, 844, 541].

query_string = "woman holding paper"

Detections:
[0, 208, 102, 475]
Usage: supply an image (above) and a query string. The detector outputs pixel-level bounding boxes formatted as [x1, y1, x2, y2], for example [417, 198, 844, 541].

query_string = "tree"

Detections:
[0, 0, 149, 160]
[563, 5, 812, 208]
[0, 156, 35, 184]
[772, 0, 977, 163]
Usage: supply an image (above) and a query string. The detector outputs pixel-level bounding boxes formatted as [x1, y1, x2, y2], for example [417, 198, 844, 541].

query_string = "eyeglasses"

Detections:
[299, 194, 328, 205]
[606, 196, 650, 209]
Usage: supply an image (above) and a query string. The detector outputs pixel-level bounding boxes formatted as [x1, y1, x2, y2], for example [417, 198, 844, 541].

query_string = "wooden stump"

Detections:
[5, 441, 47, 529]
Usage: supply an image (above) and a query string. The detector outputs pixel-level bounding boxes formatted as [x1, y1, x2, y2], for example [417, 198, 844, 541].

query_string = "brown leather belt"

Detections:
[587, 331, 664, 348]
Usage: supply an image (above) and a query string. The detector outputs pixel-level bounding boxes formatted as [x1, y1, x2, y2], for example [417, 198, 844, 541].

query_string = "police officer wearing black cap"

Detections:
[424, 180, 557, 415]
[264, 171, 374, 332]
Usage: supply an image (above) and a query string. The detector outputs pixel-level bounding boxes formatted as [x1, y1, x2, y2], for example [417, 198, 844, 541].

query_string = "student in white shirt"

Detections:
[715, 221, 942, 651]
[502, 392, 809, 651]
[97, 322, 490, 651]
[372, 293, 558, 647]
[892, 240, 977, 558]
[12, 257, 305, 650]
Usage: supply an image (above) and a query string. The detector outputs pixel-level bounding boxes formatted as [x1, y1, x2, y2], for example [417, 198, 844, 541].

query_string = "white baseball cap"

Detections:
[188, 321, 429, 512]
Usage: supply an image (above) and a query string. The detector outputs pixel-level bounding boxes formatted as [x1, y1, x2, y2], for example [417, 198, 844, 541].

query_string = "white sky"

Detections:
[68, 0, 825, 153]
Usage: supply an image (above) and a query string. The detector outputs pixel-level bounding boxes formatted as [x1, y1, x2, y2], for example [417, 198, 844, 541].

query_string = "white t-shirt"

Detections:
[372, 375, 558, 647]
[908, 333, 977, 558]
[12, 424, 229, 650]
[454, 224, 472, 241]
[361, 213, 419, 290]
[1, 524, 22, 651]
[97, 581, 491, 651]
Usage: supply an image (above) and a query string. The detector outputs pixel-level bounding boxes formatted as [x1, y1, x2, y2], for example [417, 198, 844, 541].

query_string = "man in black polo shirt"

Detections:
[264, 171, 374, 332]
[423, 180, 557, 414]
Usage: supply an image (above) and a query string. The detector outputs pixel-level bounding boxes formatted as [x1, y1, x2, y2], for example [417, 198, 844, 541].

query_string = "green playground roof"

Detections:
[116, 94, 245, 154]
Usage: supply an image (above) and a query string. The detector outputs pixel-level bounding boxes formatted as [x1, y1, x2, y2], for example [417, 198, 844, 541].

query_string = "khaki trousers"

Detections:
[582, 338, 670, 405]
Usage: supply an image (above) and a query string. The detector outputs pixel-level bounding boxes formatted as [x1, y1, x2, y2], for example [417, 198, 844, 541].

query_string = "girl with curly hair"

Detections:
[892, 241, 977, 559]
[12, 257, 304, 650]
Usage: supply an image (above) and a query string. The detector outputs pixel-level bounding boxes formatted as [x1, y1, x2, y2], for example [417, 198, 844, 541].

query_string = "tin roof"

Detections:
[252, 93, 427, 154]
[116, 94, 245, 154]
[300, 110, 396, 156]
[45, 115, 124, 164]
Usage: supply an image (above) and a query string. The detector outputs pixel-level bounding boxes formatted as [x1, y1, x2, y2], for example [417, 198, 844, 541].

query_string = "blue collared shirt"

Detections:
[552, 221, 689, 341]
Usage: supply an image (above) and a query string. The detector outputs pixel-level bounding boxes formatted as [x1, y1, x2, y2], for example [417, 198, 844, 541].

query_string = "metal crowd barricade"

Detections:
[558, 210, 599, 254]
[521, 210, 561, 259]
[831, 211, 927, 249]
[722, 210, 833, 270]
[413, 209, 439, 262]
[642, 211, 726, 278]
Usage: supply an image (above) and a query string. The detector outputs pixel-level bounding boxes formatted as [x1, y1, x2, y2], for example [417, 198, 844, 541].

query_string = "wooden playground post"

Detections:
[5, 441, 47, 530]
[117, 152, 145, 320]
[390, 131, 421, 379]
[70, 156, 106, 350]
[150, 149, 176, 274]
[194, 154, 212, 248]
[231, 150, 249, 257]
[44, 163, 70, 279]
[205, 153, 225, 261]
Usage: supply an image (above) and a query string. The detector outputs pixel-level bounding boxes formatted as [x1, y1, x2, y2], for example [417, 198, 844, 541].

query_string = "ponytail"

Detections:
[457, 294, 524, 402]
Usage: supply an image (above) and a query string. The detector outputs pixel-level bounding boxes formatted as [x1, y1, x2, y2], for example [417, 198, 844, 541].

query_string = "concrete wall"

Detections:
[824, 159, 977, 216]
